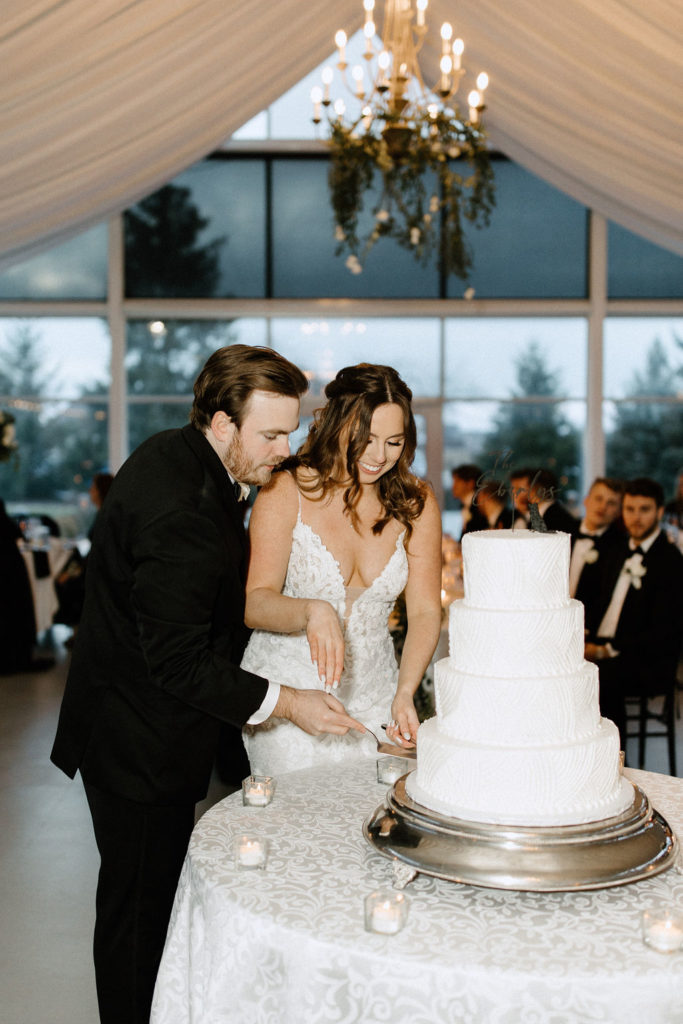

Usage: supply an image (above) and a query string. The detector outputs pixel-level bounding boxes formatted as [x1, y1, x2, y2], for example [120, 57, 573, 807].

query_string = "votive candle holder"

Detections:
[376, 757, 408, 785]
[364, 890, 408, 934]
[641, 907, 683, 953]
[242, 775, 276, 806]
[234, 835, 269, 870]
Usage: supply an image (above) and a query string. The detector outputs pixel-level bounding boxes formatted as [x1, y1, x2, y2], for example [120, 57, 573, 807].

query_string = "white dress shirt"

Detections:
[227, 470, 281, 725]
[568, 520, 607, 598]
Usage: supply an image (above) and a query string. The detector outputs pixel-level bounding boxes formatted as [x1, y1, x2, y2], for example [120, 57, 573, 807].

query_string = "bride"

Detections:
[241, 363, 442, 775]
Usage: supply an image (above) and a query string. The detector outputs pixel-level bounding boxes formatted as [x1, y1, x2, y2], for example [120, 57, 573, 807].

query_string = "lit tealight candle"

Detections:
[642, 908, 683, 953]
[241, 774, 275, 806]
[376, 757, 409, 784]
[365, 891, 408, 934]
[234, 835, 268, 870]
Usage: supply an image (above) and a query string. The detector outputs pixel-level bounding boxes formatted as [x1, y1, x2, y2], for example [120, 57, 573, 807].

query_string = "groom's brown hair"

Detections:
[190, 345, 308, 431]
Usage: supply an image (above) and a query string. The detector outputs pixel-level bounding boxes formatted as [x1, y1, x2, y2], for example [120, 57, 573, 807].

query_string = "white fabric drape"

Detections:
[0, 0, 681, 269]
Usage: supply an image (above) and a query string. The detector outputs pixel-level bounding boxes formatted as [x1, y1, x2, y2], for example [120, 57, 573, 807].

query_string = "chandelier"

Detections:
[311, 0, 495, 281]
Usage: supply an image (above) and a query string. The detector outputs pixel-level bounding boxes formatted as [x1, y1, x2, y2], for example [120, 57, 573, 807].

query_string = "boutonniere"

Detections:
[622, 554, 647, 589]
[584, 546, 599, 564]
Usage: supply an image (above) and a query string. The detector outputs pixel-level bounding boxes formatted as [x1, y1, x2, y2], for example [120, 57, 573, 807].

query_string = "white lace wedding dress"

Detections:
[241, 508, 409, 775]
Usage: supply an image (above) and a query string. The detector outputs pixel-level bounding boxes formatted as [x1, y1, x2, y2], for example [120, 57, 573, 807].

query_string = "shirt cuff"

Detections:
[246, 681, 280, 726]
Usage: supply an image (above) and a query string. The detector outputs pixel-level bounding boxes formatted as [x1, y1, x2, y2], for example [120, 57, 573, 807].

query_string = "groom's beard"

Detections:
[224, 430, 282, 487]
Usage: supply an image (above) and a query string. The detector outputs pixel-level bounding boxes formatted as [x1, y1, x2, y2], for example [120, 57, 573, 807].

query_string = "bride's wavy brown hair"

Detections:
[283, 363, 427, 536]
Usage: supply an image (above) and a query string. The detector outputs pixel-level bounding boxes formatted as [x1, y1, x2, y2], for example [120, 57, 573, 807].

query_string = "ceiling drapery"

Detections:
[0, 0, 681, 269]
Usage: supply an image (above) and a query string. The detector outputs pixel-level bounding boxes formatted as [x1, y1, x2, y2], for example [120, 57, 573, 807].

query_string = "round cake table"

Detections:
[151, 762, 683, 1024]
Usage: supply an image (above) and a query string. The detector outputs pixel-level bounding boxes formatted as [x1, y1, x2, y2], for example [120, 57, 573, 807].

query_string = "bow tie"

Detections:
[629, 545, 644, 556]
[577, 531, 597, 541]
[231, 480, 249, 502]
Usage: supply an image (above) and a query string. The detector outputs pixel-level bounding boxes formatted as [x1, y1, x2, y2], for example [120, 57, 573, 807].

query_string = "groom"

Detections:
[51, 345, 364, 1024]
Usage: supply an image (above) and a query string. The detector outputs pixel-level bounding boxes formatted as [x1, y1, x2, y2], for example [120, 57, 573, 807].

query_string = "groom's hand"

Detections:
[274, 686, 365, 738]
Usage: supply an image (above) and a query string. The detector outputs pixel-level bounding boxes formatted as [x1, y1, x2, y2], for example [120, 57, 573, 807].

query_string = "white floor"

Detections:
[1, 633, 681, 1024]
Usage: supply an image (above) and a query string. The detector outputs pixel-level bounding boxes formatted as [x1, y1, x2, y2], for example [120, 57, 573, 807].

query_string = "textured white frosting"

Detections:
[408, 717, 634, 826]
[413, 530, 633, 827]
[462, 529, 570, 609]
[434, 658, 600, 745]
[450, 600, 585, 678]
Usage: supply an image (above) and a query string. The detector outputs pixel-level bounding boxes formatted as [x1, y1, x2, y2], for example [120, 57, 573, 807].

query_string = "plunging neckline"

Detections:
[296, 514, 406, 594]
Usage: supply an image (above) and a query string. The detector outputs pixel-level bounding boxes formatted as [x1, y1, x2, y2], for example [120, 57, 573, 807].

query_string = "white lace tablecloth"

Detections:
[152, 763, 683, 1024]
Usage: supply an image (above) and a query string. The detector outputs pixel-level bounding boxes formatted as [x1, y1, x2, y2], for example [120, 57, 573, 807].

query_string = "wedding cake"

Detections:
[406, 530, 634, 827]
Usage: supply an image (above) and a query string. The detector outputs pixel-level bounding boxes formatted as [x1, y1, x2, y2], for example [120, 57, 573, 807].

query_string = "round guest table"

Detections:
[151, 762, 683, 1024]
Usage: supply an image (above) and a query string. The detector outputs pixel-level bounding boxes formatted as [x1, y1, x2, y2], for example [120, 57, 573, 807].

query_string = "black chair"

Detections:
[625, 687, 677, 777]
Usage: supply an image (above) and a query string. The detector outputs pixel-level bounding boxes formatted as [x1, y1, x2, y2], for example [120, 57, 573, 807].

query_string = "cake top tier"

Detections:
[461, 529, 571, 609]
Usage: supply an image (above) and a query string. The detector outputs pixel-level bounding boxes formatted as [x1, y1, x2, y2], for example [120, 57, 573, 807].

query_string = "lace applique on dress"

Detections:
[241, 507, 409, 775]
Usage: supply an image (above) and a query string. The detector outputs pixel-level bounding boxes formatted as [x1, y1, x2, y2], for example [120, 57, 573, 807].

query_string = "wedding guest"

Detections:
[451, 463, 487, 537]
[527, 468, 579, 536]
[569, 477, 624, 599]
[54, 472, 115, 636]
[584, 477, 683, 749]
[475, 479, 514, 529]
[509, 467, 534, 528]
[50, 345, 364, 1024]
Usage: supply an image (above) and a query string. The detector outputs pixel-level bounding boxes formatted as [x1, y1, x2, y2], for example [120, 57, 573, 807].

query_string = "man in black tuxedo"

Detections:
[570, 477, 624, 600]
[527, 468, 579, 536]
[51, 345, 363, 1024]
[451, 464, 487, 537]
[584, 477, 683, 749]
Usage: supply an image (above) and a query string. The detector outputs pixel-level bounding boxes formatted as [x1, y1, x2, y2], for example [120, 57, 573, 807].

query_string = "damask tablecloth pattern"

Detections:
[151, 763, 683, 1024]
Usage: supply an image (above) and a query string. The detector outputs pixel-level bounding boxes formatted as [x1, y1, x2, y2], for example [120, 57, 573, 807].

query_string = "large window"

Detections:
[1, 160, 681, 529]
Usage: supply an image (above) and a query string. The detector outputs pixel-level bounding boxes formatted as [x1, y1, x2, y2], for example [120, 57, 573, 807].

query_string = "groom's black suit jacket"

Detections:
[51, 425, 268, 805]
[584, 531, 683, 688]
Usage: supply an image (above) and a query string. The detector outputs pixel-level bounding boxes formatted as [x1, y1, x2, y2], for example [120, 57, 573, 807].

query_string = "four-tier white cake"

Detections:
[406, 530, 634, 826]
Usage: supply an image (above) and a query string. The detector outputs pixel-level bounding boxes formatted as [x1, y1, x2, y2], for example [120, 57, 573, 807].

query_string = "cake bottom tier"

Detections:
[407, 716, 634, 827]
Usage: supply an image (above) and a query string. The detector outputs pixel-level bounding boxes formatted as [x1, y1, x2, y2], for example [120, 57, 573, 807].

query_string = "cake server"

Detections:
[364, 725, 417, 759]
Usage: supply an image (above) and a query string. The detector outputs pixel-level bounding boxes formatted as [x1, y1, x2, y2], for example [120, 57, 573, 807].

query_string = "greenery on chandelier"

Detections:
[328, 110, 495, 281]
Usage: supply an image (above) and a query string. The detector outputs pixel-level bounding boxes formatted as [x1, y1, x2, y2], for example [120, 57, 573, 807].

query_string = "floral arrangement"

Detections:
[328, 108, 495, 280]
[0, 409, 18, 465]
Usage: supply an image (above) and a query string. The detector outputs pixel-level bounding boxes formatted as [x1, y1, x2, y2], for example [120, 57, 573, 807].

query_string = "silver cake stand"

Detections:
[363, 776, 678, 892]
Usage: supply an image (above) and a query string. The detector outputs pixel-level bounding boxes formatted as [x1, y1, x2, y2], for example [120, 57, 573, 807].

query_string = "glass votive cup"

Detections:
[376, 756, 409, 784]
[242, 774, 276, 806]
[233, 835, 269, 870]
[364, 890, 408, 935]
[641, 907, 683, 953]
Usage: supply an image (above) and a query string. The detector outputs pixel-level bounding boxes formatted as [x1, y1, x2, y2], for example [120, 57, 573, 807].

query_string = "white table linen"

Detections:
[152, 762, 683, 1024]
[19, 538, 70, 633]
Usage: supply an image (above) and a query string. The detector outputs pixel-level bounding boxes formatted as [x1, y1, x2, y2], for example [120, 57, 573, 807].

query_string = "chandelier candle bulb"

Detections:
[452, 37, 464, 70]
[416, 0, 427, 28]
[335, 29, 347, 66]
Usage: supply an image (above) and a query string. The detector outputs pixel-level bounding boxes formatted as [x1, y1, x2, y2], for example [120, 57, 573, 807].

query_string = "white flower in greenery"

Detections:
[375, 209, 390, 223]
[622, 554, 647, 589]
[0, 410, 19, 463]
[429, 195, 440, 213]
[410, 227, 421, 245]
[423, 213, 432, 226]
[463, 287, 476, 300]
[335, 224, 346, 241]
[345, 254, 363, 275]
[583, 546, 599, 564]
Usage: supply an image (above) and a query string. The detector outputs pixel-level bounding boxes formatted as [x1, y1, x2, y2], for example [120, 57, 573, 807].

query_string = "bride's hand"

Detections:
[304, 599, 345, 691]
[387, 691, 419, 748]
